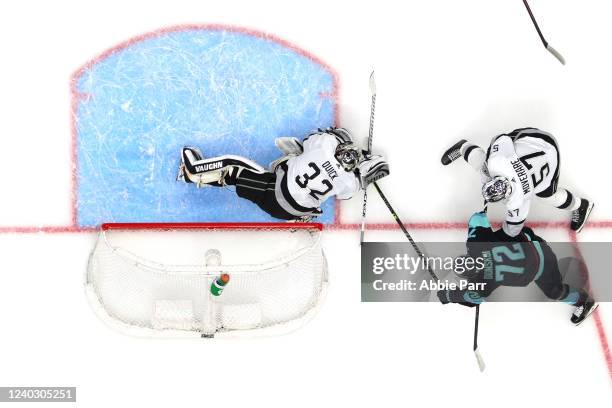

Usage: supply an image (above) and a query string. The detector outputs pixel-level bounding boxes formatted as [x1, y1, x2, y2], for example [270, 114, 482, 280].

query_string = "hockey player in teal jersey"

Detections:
[437, 211, 598, 325]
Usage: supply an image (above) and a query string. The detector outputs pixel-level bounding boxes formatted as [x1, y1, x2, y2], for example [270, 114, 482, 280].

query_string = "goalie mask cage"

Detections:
[85, 222, 328, 338]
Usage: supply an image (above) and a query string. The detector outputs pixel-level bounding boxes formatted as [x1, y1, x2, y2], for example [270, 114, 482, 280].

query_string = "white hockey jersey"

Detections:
[274, 132, 361, 217]
[486, 128, 559, 236]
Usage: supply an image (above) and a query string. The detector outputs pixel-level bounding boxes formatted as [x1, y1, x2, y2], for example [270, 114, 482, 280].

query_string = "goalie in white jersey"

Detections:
[441, 128, 594, 237]
[176, 127, 389, 221]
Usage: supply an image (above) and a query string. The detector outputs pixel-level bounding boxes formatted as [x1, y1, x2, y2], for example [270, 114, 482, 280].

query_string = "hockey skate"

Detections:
[441, 139, 467, 165]
[571, 298, 598, 325]
[570, 199, 594, 233]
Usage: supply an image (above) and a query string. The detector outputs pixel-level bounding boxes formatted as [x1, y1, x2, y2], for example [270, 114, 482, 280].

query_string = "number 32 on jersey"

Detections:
[295, 162, 334, 199]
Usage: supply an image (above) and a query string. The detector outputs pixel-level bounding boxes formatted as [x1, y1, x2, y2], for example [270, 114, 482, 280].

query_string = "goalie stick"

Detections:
[522, 0, 566, 65]
[362, 73, 437, 279]
[359, 71, 376, 245]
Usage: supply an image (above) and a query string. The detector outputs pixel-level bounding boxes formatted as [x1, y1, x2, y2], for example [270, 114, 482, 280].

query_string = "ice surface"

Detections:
[74, 29, 337, 227]
[1, 1, 611, 404]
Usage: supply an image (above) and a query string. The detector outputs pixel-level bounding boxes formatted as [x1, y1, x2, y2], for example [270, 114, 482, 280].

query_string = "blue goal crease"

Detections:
[74, 29, 336, 227]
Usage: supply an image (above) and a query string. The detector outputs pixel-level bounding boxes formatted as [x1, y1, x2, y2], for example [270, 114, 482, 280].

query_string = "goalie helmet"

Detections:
[327, 127, 354, 144]
[482, 176, 512, 203]
[335, 142, 361, 171]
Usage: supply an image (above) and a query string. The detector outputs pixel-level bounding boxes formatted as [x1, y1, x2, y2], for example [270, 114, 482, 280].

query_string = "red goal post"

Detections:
[100, 222, 324, 231]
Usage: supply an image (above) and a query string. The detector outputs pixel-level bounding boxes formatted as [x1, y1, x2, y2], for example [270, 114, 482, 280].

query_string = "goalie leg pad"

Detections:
[180, 147, 266, 188]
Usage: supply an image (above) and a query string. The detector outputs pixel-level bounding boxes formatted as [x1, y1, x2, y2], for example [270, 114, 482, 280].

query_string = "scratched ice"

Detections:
[74, 29, 336, 226]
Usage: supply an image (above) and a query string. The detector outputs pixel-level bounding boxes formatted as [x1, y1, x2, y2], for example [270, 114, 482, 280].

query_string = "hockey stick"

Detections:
[473, 305, 486, 371]
[359, 71, 377, 245]
[522, 0, 566, 65]
[472, 201, 488, 372]
[371, 181, 439, 281]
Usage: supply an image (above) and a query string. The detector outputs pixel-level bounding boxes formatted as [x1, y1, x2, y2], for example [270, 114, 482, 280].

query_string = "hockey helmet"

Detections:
[482, 176, 512, 203]
[335, 142, 361, 171]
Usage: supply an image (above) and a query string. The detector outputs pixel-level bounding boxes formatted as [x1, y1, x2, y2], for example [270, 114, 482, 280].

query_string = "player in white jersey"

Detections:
[441, 128, 594, 237]
[176, 127, 389, 221]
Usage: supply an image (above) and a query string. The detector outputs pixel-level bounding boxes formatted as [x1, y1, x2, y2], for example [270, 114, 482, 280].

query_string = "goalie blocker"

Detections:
[177, 127, 389, 221]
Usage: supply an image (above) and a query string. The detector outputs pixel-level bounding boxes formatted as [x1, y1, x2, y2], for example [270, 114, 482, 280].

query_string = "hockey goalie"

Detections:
[437, 211, 598, 325]
[176, 127, 389, 221]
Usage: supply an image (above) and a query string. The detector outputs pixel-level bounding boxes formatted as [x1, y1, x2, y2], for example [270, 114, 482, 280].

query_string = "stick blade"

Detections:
[369, 70, 376, 94]
[546, 44, 566, 65]
[474, 347, 486, 372]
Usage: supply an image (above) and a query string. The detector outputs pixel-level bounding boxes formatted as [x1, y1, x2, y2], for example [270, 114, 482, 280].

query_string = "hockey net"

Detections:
[85, 222, 328, 338]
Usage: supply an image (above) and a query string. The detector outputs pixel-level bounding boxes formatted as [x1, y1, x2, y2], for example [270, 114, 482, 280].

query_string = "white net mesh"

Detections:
[85, 224, 328, 338]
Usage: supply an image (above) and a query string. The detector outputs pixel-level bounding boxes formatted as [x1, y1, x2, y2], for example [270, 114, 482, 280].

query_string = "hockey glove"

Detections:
[437, 290, 479, 308]
[357, 154, 389, 189]
[437, 289, 451, 304]
[274, 137, 303, 155]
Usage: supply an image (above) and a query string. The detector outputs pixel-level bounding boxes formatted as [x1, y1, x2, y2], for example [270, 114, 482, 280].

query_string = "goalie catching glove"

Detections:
[357, 153, 390, 189]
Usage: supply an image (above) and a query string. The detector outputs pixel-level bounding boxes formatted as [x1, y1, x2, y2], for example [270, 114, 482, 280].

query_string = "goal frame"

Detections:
[85, 221, 328, 339]
[100, 221, 324, 231]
